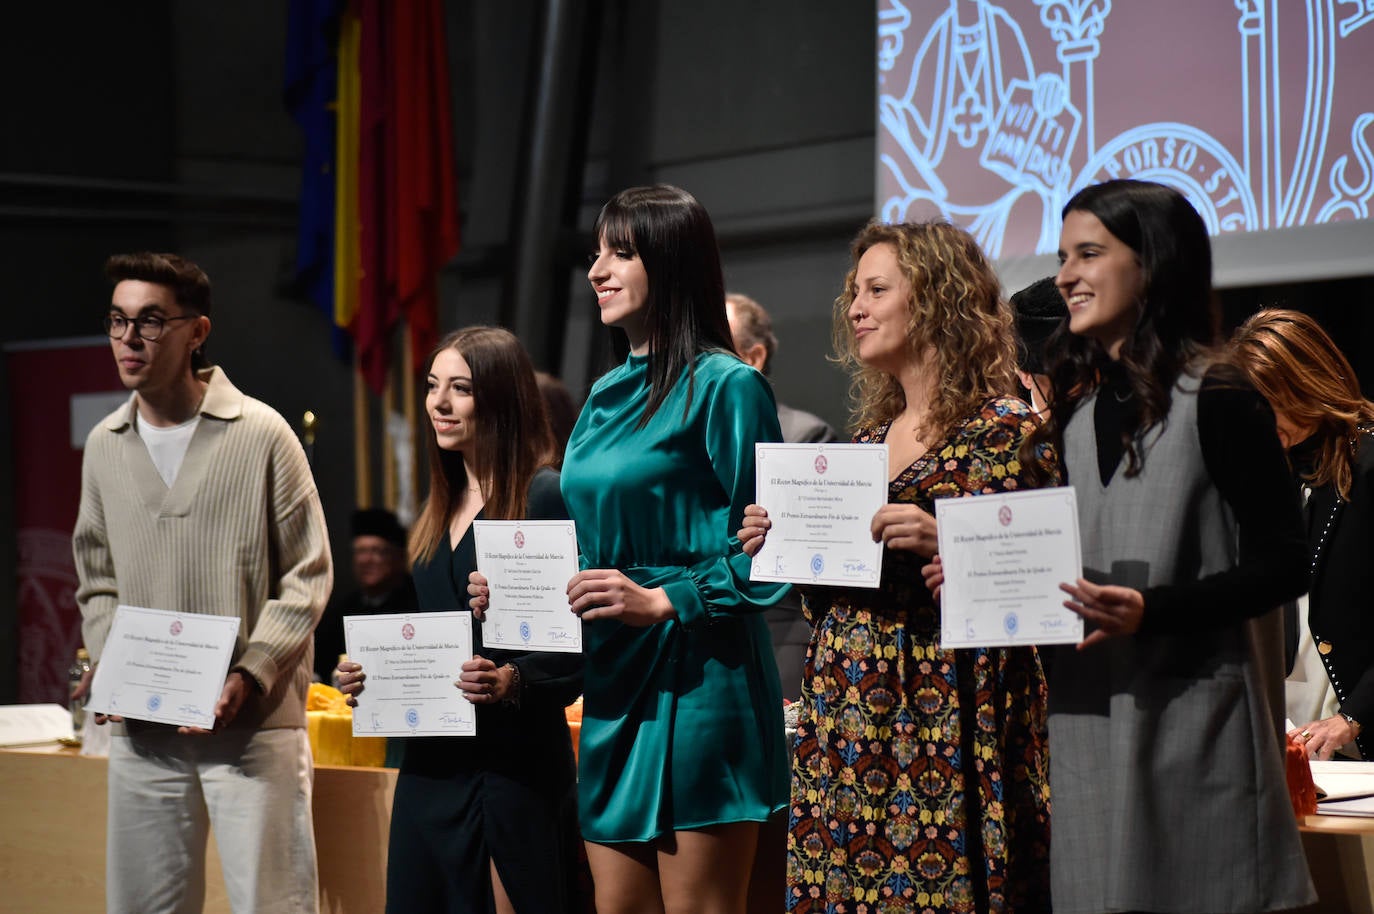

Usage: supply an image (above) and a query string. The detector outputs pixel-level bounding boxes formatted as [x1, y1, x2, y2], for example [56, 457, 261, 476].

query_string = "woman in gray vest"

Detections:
[1034, 180, 1316, 913]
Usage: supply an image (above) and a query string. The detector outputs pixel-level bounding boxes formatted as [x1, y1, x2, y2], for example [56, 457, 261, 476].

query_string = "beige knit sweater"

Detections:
[73, 366, 333, 731]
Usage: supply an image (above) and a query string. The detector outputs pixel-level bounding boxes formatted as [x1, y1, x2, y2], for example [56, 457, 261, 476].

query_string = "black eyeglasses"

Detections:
[104, 313, 197, 341]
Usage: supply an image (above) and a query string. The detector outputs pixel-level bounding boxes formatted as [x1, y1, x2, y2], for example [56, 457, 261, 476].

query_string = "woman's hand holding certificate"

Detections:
[749, 443, 888, 588]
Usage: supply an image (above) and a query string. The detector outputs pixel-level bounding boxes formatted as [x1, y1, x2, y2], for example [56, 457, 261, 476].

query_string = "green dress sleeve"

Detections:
[658, 359, 791, 626]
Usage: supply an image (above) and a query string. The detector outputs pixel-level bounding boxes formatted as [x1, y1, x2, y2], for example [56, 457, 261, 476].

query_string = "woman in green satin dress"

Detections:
[471, 184, 790, 914]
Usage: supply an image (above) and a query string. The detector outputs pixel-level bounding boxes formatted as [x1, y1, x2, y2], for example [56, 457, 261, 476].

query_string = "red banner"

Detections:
[6, 339, 126, 704]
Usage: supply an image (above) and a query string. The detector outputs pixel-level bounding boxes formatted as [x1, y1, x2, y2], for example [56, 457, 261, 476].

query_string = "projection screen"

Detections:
[877, 0, 1374, 290]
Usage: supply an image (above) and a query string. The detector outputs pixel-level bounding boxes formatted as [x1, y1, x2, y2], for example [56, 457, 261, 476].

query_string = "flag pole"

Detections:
[383, 334, 398, 511]
[353, 353, 371, 506]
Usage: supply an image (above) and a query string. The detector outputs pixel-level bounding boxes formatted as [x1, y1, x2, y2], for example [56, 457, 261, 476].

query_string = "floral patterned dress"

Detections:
[787, 397, 1054, 914]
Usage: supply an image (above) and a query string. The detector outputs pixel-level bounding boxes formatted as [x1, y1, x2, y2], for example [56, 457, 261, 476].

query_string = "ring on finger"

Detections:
[1300, 729, 1313, 740]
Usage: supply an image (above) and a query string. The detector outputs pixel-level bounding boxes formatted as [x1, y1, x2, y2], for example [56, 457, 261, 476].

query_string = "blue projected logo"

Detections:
[810, 554, 825, 576]
[878, 0, 1374, 257]
[406, 708, 419, 728]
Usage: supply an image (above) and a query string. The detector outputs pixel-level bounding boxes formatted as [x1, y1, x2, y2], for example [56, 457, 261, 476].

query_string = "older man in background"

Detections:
[726, 291, 837, 701]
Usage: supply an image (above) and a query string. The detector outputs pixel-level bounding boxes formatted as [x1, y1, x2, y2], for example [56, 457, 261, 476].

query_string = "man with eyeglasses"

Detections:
[72, 251, 332, 914]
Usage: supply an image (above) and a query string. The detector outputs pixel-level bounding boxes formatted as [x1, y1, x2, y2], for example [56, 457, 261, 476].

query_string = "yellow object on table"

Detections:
[306, 683, 388, 767]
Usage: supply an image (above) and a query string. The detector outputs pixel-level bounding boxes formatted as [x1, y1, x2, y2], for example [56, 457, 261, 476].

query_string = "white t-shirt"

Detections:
[136, 412, 201, 487]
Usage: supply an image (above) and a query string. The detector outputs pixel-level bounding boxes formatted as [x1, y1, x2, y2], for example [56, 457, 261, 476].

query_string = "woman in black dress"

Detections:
[338, 326, 582, 913]
[1229, 308, 1374, 760]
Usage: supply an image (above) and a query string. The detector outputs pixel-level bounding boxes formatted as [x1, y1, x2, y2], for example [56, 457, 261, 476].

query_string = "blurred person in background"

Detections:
[726, 290, 837, 701]
[1009, 276, 1066, 418]
[314, 508, 417, 683]
[1228, 308, 1374, 760]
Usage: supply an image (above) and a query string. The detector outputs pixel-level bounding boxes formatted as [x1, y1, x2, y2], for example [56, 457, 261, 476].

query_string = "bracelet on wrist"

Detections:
[501, 663, 522, 708]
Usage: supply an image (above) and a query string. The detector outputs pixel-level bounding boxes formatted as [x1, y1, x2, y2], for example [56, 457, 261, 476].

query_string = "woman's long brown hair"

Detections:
[1227, 308, 1374, 501]
[409, 327, 557, 566]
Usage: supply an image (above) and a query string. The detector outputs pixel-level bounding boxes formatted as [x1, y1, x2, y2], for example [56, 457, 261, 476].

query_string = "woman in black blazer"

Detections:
[1230, 308, 1374, 760]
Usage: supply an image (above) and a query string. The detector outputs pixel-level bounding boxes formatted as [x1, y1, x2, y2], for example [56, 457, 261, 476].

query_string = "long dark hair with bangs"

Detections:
[593, 184, 737, 427]
[1033, 179, 1218, 477]
[409, 326, 557, 566]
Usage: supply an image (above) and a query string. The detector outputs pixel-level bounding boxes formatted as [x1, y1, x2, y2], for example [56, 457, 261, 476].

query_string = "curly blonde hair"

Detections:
[832, 221, 1017, 440]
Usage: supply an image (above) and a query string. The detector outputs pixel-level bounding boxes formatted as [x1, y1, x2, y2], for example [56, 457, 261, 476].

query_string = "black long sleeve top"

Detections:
[1081, 361, 1308, 634]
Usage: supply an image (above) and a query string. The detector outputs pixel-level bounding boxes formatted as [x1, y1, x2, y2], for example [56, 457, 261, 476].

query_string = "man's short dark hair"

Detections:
[1010, 276, 1066, 376]
[726, 292, 779, 375]
[105, 252, 212, 318]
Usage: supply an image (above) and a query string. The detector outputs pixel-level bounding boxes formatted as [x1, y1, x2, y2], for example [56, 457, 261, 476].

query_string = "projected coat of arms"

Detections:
[878, 0, 1374, 258]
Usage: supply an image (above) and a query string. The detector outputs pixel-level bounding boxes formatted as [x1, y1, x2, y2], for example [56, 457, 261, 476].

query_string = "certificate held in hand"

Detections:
[86, 605, 241, 730]
[935, 487, 1083, 648]
[345, 612, 475, 737]
[751, 443, 887, 588]
[473, 519, 581, 652]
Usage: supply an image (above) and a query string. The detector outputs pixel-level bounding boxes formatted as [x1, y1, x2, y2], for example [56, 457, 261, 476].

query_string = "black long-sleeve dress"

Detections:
[385, 468, 583, 914]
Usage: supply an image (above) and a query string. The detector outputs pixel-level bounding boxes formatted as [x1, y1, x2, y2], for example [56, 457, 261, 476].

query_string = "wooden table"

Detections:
[0, 743, 396, 914]
[1297, 813, 1374, 914]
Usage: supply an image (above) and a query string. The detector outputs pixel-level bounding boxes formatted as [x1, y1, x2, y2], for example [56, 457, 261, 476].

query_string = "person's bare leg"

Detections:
[490, 860, 515, 914]
[585, 839, 666, 914]
[658, 823, 760, 914]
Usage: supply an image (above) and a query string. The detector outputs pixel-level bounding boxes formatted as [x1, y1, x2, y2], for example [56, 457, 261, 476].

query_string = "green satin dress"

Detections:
[561, 350, 790, 843]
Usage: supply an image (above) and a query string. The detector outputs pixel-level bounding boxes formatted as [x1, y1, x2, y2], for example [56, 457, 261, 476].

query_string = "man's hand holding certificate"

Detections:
[86, 605, 241, 730]
[935, 487, 1083, 647]
[345, 612, 475, 737]
[751, 443, 887, 588]
[473, 520, 581, 652]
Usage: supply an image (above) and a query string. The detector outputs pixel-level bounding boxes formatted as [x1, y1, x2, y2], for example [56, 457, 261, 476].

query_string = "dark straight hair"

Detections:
[1038, 179, 1218, 477]
[105, 251, 213, 370]
[410, 326, 556, 566]
[593, 184, 737, 427]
